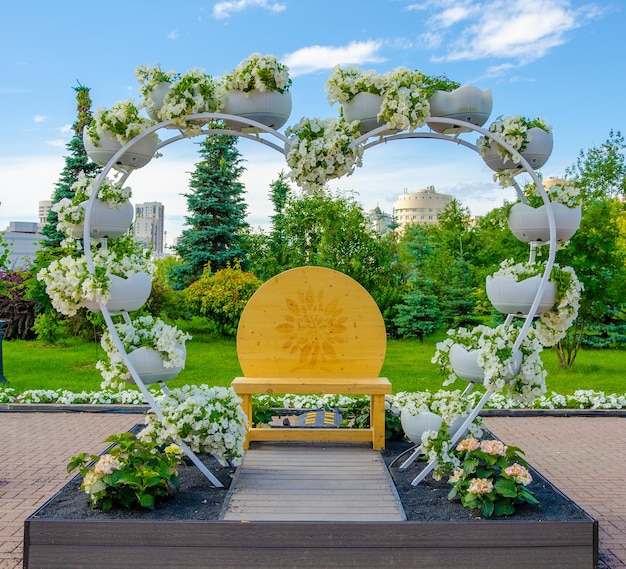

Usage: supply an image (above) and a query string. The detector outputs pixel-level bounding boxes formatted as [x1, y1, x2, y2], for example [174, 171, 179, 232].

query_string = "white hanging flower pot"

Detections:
[84, 272, 152, 314]
[400, 410, 443, 445]
[126, 345, 186, 385]
[483, 128, 554, 172]
[71, 199, 134, 239]
[508, 202, 582, 243]
[222, 90, 292, 130]
[448, 344, 484, 384]
[427, 85, 493, 133]
[486, 274, 557, 315]
[146, 81, 172, 121]
[83, 130, 158, 169]
[342, 92, 393, 135]
[447, 414, 469, 436]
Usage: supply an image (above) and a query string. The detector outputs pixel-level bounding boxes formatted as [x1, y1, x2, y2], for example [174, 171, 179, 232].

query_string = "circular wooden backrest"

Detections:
[237, 266, 387, 378]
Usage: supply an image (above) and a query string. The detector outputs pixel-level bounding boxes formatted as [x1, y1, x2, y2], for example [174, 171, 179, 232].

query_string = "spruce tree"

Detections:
[171, 134, 248, 288]
[40, 84, 100, 247]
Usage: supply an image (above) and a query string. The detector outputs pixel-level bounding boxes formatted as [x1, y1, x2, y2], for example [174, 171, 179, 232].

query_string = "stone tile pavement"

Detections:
[0, 412, 624, 568]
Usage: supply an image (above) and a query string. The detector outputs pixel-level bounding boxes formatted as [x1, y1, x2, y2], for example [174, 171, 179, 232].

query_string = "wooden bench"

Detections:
[231, 266, 392, 450]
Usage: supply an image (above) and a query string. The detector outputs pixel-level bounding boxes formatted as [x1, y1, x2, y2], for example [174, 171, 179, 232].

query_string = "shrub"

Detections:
[186, 263, 262, 337]
[0, 270, 38, 340]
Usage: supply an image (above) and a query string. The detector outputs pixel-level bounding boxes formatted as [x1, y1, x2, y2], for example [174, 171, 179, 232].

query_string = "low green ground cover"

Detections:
[3, 330, 625, 397]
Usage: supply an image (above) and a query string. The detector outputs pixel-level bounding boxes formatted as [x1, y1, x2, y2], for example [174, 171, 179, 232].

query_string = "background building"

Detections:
[38, 200, 52, 229]
[133, 202, 165, 255]
[1, 222, 45, 269]
[393, 186, 453, 232]
[367, 207, 396, 235]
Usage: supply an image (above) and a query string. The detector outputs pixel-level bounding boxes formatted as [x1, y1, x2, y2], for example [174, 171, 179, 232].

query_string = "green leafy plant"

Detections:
[67, 432, 184, 511]
[447, 436, 540, 518]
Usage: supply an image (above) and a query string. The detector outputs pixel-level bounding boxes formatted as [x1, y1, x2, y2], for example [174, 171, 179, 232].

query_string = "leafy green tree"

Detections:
[566, 130, 626, 201]
[246, 187, 404, 329]
[545, 131, 626, 365]
[171, 134, 248, 289]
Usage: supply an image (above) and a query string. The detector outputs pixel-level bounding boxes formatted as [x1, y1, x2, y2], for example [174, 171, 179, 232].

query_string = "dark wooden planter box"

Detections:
[24, 499, 597, 569]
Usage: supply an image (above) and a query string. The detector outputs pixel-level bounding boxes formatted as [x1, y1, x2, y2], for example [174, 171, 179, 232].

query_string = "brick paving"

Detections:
[485, 416, 626, 569]
[0, 412, 624, 568]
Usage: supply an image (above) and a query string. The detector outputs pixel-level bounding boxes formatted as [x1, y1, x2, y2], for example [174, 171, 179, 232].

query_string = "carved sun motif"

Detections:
[275, 286, 348, 369]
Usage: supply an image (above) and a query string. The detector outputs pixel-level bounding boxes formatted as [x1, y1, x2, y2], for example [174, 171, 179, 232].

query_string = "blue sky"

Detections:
[1, 0, 623, 246]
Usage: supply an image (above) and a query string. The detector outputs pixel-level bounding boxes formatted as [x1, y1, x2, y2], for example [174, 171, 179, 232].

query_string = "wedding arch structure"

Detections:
[82, 108, 559, 486]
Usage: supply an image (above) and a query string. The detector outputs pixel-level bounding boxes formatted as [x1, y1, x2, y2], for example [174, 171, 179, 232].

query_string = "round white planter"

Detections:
[508, 202, 582, 243]
[400, 410, 443, 445]
[482, 128, 554, 172]
[449, 344, 484, 384]
[126, 345, 185, 385]
[427, 85, 493, 133]
[146, 81, 171, 121]
[342, 92, 388, 134]
[84, 272, 152, 314]
[486, 274, 557, 315]
[83, 130, 158, 169]
[71, 199, 134, 239]
[222, 90, 292, 130]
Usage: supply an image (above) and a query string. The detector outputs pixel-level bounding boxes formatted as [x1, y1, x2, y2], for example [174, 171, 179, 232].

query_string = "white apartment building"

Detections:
[133, 202, 165, 255]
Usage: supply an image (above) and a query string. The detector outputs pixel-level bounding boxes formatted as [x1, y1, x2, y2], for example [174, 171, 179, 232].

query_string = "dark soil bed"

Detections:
[34, 439, 588, 523]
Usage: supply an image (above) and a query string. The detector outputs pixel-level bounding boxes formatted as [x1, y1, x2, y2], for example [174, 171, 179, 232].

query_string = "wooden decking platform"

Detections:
[221, 443, 406, 521]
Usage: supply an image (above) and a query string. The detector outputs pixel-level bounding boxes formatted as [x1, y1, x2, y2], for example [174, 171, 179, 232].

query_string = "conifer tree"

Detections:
[171, 134, 248, 288]
[40, 84, 100, 247]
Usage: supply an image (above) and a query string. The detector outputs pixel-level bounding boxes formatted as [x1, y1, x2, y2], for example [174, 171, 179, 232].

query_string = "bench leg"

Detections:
[371, 394, 386, 450]
[240, 394, 252, 450]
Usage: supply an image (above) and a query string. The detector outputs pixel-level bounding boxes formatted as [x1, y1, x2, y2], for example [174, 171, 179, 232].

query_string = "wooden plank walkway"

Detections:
[221, 443, 406, 522]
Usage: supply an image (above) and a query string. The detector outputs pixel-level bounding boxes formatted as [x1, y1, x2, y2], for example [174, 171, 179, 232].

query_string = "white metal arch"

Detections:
[81, 112, 558, 486]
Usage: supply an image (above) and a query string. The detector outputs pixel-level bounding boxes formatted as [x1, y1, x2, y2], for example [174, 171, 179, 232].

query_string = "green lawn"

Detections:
[3, 332, 625, 396]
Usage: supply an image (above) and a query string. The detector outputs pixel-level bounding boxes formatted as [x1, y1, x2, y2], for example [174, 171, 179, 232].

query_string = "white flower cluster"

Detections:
[223, 52, 291, 94]
[53, 171, 132, 238]
[525, 179, 581, 209]
[391, 389, 469, 425]
[325, 66, 431, 132]
[285, 116, 364, 190]
[492, 259, 583, 347]
[139, 384, 248, 466]
[87, 99, 155, 146]
[37, 245, 155, 317]
[156, 68, 222, 135]
[97, 315, 191, 390]
[477, 115, 552, 187]
[432, 323, 547, 405]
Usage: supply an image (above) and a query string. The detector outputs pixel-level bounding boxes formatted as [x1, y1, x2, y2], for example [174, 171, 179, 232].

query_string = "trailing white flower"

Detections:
[477, 115, 552, 187]
[156, 68, 222, 135]
[223, 53, 291, 94]
[432, 323, 547, 405]
[37, 240, 155, 317]
[492, 259, 583, 347]
[86, 99, 155, 147]
[139, 384, 248, 466]
[52, 171, 132, 238]
[285, 116, 364, 190]
[523, 178, 581, 209]
[325, 66, 457, 132]
[135, 63, 179, 109]
[97, 315, 191, 390]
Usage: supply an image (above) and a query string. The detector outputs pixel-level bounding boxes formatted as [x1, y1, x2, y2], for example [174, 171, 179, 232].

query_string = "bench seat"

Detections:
[232, 376, 392, 450]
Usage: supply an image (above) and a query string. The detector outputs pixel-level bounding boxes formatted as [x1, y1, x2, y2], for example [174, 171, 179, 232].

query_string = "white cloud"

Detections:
[422, 0, 604, 64]
[167, 30, 179, 40]
[46, 139, 67, 148]
[33, 115, 47, 123]
[213, 0, 286, 20]
[283, 40, 385, 77]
